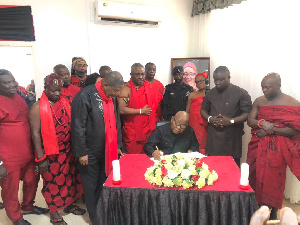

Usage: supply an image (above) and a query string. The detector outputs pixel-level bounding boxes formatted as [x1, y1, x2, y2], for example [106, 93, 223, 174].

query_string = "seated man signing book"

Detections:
[144, 111, 199, 160]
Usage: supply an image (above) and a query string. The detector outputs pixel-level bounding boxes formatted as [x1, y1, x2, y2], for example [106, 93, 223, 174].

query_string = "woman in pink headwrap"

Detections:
[183, 62, 198, 91]
[186, 71, 208, 154]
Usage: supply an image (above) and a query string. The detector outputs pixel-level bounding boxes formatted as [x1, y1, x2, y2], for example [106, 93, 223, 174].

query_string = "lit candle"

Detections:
[112, 160, 121, 182]
[240, 163, 249, 186]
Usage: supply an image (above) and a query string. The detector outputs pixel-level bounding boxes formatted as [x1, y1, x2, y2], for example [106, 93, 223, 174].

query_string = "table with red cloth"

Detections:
[95, 155, 258, 225]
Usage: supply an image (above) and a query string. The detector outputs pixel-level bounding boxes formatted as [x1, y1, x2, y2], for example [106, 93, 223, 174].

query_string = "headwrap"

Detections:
[40, 74, 71, 156]
[72, 57, 86, 70]
[196, 71, 208, 79]
[172, 66, 184, 75]
[183, 62, 197, 74]
[44, 74, 64, 86]
[95, 79, 118, 176]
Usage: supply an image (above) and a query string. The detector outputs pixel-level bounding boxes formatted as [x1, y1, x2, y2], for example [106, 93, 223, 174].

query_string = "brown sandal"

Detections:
[63, 204, 86, 215]
[50, 216, 68, 225]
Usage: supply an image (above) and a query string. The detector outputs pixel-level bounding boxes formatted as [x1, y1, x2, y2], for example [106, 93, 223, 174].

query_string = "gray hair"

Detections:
[103, 71, 124, 86]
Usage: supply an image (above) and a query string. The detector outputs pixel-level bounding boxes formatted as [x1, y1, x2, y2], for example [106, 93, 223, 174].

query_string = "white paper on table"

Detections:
[150, 151, 207, 162]
[112, 160, 121, 181]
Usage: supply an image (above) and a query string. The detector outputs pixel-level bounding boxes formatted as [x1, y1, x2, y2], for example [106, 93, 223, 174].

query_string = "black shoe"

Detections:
[23, 205, 49, 215]
[13, 219, 31, 225]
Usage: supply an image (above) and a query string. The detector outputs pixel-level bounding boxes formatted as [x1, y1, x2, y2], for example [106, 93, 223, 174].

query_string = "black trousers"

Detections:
[78, 155, 106, 224]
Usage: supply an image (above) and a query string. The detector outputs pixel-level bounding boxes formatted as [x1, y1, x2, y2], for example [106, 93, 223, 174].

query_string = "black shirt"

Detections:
[162, 83, 193, 121]
[143, 122, 199, 157]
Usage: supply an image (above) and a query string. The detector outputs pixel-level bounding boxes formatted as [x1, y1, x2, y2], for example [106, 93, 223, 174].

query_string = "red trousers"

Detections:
[0, 161, 39, 222]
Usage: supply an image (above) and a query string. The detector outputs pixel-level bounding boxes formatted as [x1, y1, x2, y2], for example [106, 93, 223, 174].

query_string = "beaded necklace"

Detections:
[49, 100, 66, 125]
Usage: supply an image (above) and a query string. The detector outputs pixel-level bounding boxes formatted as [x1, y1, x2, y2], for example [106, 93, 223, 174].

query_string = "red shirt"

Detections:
[0, 94, 33, 171]
[71, 75, 88, 89]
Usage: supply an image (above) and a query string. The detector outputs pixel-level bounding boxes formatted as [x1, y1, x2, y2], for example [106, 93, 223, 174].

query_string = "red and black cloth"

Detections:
[247, 105, 300, 208]
[40, 97, 83, 212]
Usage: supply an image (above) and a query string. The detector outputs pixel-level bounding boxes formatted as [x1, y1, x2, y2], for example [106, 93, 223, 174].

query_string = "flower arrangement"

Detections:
[145, 153, 218, 189]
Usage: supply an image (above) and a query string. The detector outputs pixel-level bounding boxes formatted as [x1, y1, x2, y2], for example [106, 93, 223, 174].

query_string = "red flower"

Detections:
[161, 165, 167, 178]
[161, 160, 166, 164]
[195, 159, 202, 168]
[192, 175, 200, 182]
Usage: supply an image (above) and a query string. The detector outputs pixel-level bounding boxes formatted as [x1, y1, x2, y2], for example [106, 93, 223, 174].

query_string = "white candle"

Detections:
[112, 160, 121, 181]
[240, 163, 249, 186]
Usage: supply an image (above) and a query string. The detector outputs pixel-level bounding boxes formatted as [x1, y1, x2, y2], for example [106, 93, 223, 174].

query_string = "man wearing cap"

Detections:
[162, 66, 194, 121]
[29, 74, 85, 225]
[53, 64, 80, 104]
[71, 57, 89, 89]
[0, 69, 48, 225]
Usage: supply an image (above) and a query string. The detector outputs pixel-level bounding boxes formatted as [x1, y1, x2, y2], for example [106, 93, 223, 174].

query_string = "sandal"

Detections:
[50, 216, 68, 225]
[0, 202, 4, 209]
[63, 204, 86, 215]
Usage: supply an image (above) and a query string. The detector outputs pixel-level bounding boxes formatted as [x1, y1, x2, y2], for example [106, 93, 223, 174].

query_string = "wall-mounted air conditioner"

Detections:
[95, 0, 162, 27]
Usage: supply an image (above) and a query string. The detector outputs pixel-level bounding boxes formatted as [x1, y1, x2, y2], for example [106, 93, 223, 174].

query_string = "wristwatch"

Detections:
[230, 119, 235, 124]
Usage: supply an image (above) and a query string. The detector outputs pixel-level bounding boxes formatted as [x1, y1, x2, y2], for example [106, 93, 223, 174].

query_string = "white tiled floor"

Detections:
[0, 180, 299, 225]
[0, 180, 91, 225]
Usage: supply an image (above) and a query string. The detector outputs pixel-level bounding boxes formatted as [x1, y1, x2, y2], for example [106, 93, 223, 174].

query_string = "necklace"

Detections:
[49, 99, 66, 125]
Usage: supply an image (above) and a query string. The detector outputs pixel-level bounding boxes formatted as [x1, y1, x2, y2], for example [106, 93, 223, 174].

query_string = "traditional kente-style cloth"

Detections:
[61, 84, 80, 104]
[247, 105, 300, 208]
[40, 93, 83, 212]
[189, 96, 208, 154]
[122, 79, 162, 154]
[149, 79, 164, 121]
[71, 75, 88, 89]
[0, 94, 39, 222]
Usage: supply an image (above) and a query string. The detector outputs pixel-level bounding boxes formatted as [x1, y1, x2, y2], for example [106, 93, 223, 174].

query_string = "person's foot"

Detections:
[50, 211, 67, 225]
[22, 205, 49, 215]
[13, 219, 31, 225]
[0, 202, 4, 209]
[250, 206, 270, 225]
[279, 207, 298, 225]
[63, 204, 86, 215]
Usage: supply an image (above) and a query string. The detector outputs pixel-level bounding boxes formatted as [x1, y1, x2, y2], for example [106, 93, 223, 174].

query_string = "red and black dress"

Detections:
[41, 100, 83, 212]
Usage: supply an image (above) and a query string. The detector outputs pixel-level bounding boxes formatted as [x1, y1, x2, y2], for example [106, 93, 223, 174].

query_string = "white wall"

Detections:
[0, 0, 194, 97]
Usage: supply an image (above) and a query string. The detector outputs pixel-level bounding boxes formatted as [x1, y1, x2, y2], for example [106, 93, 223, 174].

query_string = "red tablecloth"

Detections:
[104, 154, 253, 192]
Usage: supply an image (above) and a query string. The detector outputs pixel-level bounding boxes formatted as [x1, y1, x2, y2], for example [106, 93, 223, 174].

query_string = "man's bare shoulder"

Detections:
[29, 100, 40, 115]
[282, 94, 300, 107]
[119, 85, 130, 97]
[254, 96, 266, 107]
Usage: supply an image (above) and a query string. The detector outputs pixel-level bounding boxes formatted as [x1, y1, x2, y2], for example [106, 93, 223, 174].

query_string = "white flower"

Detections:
[181, 169, 192, 179]
[167, 170, 178, 179]
[177, 159, 186, 166]
[196, 177, 206, 189]
[202, 163, 209, 170]
[165, 163, 173, 170]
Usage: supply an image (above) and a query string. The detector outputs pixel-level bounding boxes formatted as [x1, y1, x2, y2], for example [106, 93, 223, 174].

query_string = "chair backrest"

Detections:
[156, 121, 169, 127]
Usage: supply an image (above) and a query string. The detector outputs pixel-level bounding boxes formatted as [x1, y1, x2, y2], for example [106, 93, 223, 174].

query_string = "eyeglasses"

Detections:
[184, 73, 196, 77]
[76, 64, 88, 68]
[195, 79, 205, 84]
[173, 117, 187, 129]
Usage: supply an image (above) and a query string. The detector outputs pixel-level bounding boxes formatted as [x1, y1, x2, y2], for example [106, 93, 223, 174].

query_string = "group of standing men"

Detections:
[0, 58, 300, 225]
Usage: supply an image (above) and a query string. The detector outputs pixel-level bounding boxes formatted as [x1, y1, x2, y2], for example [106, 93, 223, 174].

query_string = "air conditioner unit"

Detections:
[95, 0, 161, 27]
